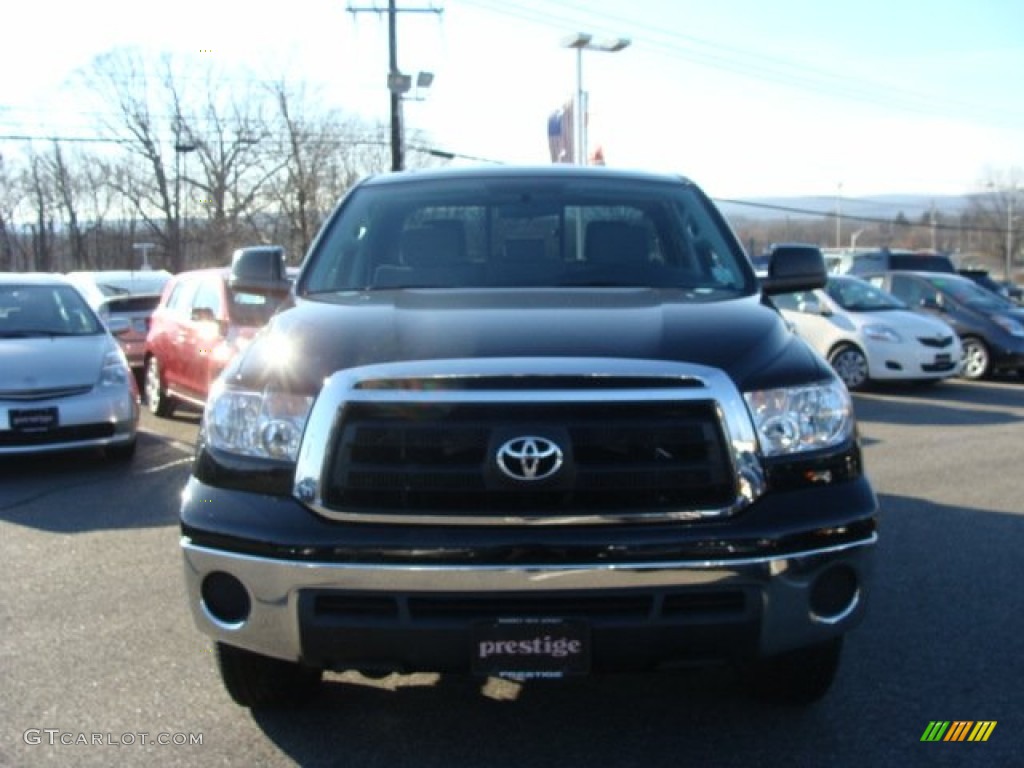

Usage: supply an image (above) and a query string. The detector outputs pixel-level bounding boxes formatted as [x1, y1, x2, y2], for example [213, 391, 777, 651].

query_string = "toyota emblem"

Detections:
[496, 436, 564, 482]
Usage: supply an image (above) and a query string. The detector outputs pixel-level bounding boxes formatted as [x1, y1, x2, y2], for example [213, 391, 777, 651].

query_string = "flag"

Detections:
[547, 100, 574, 163]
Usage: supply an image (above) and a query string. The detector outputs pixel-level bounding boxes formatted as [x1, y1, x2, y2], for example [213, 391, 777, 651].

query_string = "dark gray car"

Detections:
[863, 270, 1024, 380]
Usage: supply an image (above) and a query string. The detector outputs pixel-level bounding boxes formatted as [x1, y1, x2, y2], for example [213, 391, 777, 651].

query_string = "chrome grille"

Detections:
[293, 358, 766, 526]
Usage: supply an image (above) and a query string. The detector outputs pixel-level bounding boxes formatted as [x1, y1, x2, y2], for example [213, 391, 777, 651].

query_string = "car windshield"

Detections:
[301, 175, 755, 299]
[0, 284, 103, 337]
[926, 275, 1018, 311]
[826, 277, 906, 312]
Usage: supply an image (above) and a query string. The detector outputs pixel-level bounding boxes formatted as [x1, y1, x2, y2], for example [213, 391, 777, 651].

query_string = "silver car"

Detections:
[0, 273, 139, 460]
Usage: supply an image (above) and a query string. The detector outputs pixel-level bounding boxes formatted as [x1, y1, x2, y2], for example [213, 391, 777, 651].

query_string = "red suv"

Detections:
[144, 250, 291, 417]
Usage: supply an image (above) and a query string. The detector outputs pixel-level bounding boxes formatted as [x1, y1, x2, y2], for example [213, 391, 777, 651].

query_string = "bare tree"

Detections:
[80, 49, 185, 270]
[259, 81, 372, 258]
[0, 153, 22, 271]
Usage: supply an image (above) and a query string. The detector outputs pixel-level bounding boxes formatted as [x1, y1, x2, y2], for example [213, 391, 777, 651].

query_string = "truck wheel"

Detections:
[746, 637, 843, 706]
[145, 356, 176, 418]
[959, 337, 990, 380]
[215, 643, 323, 709]
[828, 345, 869, 391]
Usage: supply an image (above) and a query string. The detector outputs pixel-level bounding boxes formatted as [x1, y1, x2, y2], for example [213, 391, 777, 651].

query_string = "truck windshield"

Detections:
[302, 176, 755, 298]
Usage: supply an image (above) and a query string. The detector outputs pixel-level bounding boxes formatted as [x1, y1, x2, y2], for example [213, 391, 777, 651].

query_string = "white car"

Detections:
[0, 273, 140, 460]
[773, 274, 963, 391]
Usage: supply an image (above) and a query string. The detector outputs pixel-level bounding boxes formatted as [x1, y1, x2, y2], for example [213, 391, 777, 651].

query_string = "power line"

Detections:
[458, 0, 1024, 128]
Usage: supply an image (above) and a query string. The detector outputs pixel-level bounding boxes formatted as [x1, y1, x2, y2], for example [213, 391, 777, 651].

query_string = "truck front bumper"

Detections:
[182, 530, 876, 672]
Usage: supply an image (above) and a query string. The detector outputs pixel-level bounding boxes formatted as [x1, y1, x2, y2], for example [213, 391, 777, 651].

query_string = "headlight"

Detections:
[98, 347, 131, 388]
[205, 384, 313, 461]
[743, 379, 854, 457]
[862, 323, 902, 343]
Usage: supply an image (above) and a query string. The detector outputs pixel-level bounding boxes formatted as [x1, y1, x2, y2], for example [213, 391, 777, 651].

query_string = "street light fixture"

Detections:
[386, 69, 434, 169]
[132, 242, 155, 271]
[561, 33, 631, 165]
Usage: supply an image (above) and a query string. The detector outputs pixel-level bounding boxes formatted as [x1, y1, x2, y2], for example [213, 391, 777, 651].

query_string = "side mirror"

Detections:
[760, 244, 827, 295]
[229, 245, 291, 295]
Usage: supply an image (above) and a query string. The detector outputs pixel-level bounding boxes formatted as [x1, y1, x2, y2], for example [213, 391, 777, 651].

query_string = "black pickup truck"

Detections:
[180, 166, 878, 708]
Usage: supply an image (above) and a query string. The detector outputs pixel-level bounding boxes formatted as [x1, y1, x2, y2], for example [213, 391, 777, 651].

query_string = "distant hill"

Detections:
[715, 194, 975, 222]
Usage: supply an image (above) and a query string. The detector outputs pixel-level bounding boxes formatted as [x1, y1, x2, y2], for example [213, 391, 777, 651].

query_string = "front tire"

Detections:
[828, 344, 869, 391]
[215, 643, 323, 709]
[746, 637, 843, 706]
[145, 356, 176, 418]
[959, 336, 990, 380]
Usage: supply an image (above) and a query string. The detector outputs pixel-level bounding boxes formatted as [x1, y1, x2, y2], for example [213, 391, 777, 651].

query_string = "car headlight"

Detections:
[205, 383, 313, 461]
[98, 347, 132, 388]
[862, 323, 902, 343]
[743, 379, 854, 457]
[993, 315, 1024, 337]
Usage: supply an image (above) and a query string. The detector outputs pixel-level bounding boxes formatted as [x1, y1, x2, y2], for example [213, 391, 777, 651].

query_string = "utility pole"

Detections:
[348, 1, 442, 172]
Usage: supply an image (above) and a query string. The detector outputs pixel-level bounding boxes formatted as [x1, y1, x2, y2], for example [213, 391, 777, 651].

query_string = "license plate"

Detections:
[9, 407, 59, 432]
[934, 354, 951, 364]
[471, 618, 590, 680]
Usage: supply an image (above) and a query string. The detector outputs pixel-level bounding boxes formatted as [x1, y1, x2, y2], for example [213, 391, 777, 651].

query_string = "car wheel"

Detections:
[215, 643, 323, 709]
[959, 337, 990, 380]
[746, 637, 843, 706]
[828, 344, 869, 391]
[145, 356, 176, 418]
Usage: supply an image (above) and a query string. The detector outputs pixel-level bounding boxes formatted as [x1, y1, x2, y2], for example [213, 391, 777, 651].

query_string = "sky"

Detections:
[1, 0, 1022, 200]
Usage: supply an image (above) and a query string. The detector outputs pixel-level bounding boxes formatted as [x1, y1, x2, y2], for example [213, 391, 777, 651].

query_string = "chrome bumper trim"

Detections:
[182, 533, 876, 662]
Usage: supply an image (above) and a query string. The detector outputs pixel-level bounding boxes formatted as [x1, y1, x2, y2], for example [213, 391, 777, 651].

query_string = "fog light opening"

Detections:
[809, 565, 859, 624]
[201, 572, 251, 626]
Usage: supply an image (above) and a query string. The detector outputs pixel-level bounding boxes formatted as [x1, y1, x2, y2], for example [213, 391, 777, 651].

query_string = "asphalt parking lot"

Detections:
[1, 379, 1021, 767]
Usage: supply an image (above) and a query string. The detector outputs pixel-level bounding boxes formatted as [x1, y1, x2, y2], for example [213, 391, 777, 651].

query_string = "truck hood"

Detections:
[231, 288, 830, 393]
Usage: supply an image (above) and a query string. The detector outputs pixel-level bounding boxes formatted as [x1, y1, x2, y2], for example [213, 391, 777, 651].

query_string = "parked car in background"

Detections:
[67, 269, 172, 384]
[773, 274, 962, 391]
[144, 248, 291, 417]
[957, 267, 1024, 305]
[95, 293, 162, 385]
[0, 273, 139, 460]
[844, 249, 956, 276]
[66, 269, 173, 307]
[864, 271, 1024, 380]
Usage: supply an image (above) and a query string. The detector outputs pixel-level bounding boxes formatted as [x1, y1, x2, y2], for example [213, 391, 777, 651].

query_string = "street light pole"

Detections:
[835, 182, 843, 249]
[561, 33, 630, 165]
[1007, 191, 1015, 282]
[174, 141, 197, 271]
[989, 181, 1019, 281]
